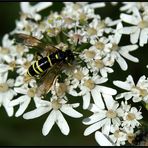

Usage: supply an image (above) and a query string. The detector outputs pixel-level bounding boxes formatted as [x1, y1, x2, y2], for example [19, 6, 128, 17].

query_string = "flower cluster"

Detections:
[0, 2, 148, 146]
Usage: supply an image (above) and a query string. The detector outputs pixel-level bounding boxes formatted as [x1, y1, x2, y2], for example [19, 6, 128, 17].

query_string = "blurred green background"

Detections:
[0, 2, 148, 146]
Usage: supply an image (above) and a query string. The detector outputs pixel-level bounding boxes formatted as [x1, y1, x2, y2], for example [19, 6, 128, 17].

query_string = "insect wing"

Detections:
[14, 33, 58, 56]
[36, 63, 63, 96]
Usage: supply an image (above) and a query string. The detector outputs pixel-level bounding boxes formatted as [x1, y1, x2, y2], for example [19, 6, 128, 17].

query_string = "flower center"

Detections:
[106, 109, 117, 118]
[57, 83, 67, 97]
[9, 61, 16, 71]
[110, 43, 119, 51]
[0, 47, 10, 55]
[16, 45, 25, 55]
[73, 70, 84, 81]
[79, 12, 87, 21]
[23, 61, 31, 69]
[94, 59, 104, 69]
[113, 130, 120, 138]
[97, 20, 106, 29]
[27, 88, 36, 98]
[95, 41, 105, 50]
[64, 17, 74, 25]
[0, 83, 9, 92]
[127, 133, 135, 144]
[72, 34, 83, 43]
[84, 79, 95, 90]
[52, 99, 62, 110]
[87, 28, 97, 36]
[85, 50, 96, 58]
[138, 20, 148, 29]
[132, 86, 148, 97]
[126, 113, 136, 121]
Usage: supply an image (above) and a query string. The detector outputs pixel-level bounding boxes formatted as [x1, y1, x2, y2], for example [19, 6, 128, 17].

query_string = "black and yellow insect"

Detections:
[14, 33, 75, 96]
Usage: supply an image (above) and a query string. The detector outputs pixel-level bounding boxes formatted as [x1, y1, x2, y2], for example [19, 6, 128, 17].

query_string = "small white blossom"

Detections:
[23, 97, 83, 136]
[122, 105, 143, 128]
[79, 74, 117, 109]
[83, 99, 124, 136]
[0, 72, 16, 116]
[20, 2, 52, 21]
[109, 125, 127, 146]
[9, 83, 38, 117]
[119, 7, 148, 46]
[113, 75, 148, 103]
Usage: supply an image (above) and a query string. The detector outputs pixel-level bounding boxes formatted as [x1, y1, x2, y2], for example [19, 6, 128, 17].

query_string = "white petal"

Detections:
[32, 2, 52, 12]
[102, 94, 116, 109]
[23, 107, 51, 119]
[42, 110, 56, 136]
[139, 28, 148, 47]
[120, 13, 139, 25]
[56, 110, 70, 135]
[91, 88, 105, 109]
[83, 112, 106, 125]
[0, 64, 9, 73]
[14, 87, 27, 95]
[118, 26, 138, 34]
[114, 22, 123, 44]
[95, 85, 117, 95]
[114, 52, 128, 71]
[100, 68, 107, 77]
[130, 28, 140, 44]
[61, 105, 83, 118]
[0, 72, 8, 83]
[95, 131, 114, 146]
[84, 119, 106, 136]
[20, 2, 30, 13]
[102, 118, 111, 136]
[9, 95, 28, 106]
[88, 103, 101, 112]
[82, 92, 91, 109]
[113, 81, 132, 90]
[120, 45, 139, 62]
[15, 97, 31, 117]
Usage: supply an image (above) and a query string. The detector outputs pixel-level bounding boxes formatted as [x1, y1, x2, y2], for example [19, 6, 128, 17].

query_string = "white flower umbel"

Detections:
[79, 74, 117, 109]
[103, 23, 139, 71]
[113, 75, 148, 103]
[83, 98, 124, 136]
[0, 72, 16, 116]
[119, 7, 148, 46]
[9, 83, 38, 117]
[23, 97, 83, 136]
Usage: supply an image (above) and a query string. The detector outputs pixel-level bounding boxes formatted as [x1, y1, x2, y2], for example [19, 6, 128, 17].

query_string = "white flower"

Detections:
[0, 72, 16, 116]
[119, 7, 148, 46]
[109, 125, 127, 146]
[122, 105, 143, 128]
[120, 2, 148, 13]
[79, 74, 117, 109]
[16, 54, 34, 75]
[95, 131, 115, 146]
[113, 75, 148, 103]
[23, 97, 83, 136]
[83, 99, 124, 136]
[103, 23, 139, 71]
[9, 82, 38, 117]
[20, 2, 52, 21]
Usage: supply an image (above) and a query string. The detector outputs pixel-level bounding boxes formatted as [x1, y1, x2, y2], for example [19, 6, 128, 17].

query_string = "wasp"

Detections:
[14, 33, 75, 96]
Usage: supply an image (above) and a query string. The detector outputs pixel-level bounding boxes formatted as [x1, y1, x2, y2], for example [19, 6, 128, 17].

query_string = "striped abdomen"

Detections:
[27, 50, 66, 77]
